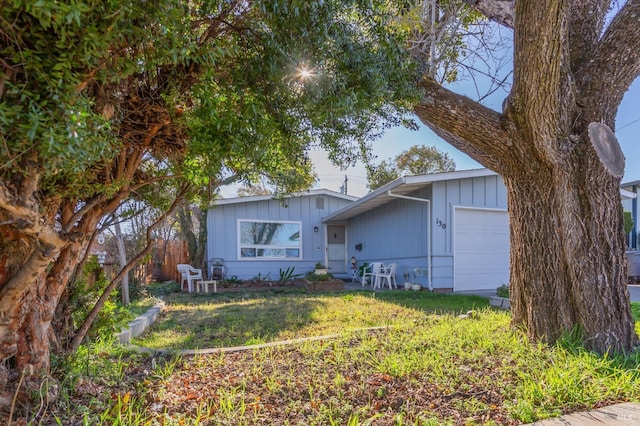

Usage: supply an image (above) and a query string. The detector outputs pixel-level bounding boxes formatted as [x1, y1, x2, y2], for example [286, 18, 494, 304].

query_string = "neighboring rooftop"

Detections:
[212, 188, 357, 206]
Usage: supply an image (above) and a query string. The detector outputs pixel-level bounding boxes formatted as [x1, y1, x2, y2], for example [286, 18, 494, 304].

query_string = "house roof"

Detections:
[322, 168, 636, 221]
[212, 188, 357, 206]
[621, 188, 637, 199]
[323, 168, 497, 223]
[622, 180, 640, 189]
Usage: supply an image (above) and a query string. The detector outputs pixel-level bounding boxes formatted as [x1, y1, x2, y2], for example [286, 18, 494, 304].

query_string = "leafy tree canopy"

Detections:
[0, 0, 425, 389]
[1, 0, 420, 201]
[366, 144, 456, 190]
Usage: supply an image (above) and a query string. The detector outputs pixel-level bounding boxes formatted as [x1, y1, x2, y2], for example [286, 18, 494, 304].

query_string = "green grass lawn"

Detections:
[133, 289, 489, 349]
[41, 292, 640, 425]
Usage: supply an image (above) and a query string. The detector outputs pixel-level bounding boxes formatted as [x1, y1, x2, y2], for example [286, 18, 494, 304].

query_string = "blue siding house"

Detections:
[207, 169, 637, 291]
[324, 169, 509, 292]
[206, 189, 356, 280]
[622, 180, 639, 250]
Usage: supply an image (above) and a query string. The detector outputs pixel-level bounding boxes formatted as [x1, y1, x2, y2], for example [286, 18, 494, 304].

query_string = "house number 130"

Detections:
[436, 218, 446, 229]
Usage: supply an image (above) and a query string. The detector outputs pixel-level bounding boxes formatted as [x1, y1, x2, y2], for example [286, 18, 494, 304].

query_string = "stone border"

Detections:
[115, 300, 165, 344]
[489, 296, 510, 309]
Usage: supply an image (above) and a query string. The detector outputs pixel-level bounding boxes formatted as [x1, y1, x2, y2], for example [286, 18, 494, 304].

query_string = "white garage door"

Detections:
[454, 208, 509, 292]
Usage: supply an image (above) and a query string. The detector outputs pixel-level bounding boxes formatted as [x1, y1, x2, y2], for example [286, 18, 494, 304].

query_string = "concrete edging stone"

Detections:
[489, 296, 510, 309]
[115, 300, 165, 344]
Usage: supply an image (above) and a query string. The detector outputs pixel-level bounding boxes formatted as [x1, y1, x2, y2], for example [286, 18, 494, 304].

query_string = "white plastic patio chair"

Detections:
[361, 262, 384, 288]
[177, 264, 203, 293]
[377, 262, 398, 289]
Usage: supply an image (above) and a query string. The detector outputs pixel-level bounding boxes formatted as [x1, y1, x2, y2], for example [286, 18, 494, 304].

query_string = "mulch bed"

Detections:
[200, 278, 346, 293]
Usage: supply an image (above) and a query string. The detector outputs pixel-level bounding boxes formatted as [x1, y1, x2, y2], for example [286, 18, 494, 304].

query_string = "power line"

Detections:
[617, 117, 640, 131]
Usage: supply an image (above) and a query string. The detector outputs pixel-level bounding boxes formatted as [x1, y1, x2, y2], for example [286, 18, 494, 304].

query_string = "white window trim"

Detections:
[237, 219, 303, 260]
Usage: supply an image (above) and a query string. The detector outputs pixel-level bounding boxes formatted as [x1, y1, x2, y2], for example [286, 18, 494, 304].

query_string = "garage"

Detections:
[453, 207, 510, 292]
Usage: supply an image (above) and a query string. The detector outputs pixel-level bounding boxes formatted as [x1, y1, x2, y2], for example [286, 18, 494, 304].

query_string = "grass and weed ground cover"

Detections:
[11, 290, 640, 425]
[133, 289, 489, 349]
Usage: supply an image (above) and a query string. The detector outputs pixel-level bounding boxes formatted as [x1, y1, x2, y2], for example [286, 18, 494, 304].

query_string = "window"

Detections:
[238, 220, 302, 259]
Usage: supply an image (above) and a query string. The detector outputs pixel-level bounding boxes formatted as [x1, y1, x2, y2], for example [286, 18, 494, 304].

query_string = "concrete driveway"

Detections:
[459, 286, 640, 302]
[628, 285, 640, 302]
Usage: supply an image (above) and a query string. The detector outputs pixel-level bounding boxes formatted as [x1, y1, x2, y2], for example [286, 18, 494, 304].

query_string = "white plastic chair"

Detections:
[378, 263, 398, 289]
[361, 262, 384, 288]
[177, 264, 203, 293]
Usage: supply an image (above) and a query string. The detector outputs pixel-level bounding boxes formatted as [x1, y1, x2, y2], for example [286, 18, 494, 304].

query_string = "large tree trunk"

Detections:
[504, 164, 637, 352]
[413, 0, 640, 354]
[415, 85, 638, 354]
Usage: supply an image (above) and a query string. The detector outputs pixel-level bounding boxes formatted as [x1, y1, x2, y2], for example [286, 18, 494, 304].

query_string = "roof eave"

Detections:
[212, 188, 356, 206]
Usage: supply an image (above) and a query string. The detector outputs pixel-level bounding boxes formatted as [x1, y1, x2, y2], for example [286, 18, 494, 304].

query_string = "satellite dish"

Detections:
[97, 234, 105, 245]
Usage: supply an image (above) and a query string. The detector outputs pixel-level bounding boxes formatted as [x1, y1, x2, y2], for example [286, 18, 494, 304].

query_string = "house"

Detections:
[206, 189, 356, 281]
[622, 180, 639, 250]
[323, 169, 509, 292]
[207, 169, 637, 292]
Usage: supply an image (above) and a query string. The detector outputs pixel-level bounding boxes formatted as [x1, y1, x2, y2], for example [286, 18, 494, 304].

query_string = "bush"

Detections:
[306, 272, 334, 282]
[496, 284, 509, 298]
[68, 256, 134, 341]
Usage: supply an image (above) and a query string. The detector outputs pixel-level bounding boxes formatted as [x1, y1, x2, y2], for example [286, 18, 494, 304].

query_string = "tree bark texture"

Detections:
[414, 0, 640, 353]
[0, 147, 165, 409]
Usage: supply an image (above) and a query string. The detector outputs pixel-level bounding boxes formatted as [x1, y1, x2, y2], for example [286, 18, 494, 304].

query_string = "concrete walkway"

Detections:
[525, 402, 640, 425]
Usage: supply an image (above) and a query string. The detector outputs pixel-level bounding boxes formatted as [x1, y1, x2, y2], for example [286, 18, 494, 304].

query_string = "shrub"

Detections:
[496, 284, 509, 298]
[306, 272, 334, 282]
[68, 256, 134, 341]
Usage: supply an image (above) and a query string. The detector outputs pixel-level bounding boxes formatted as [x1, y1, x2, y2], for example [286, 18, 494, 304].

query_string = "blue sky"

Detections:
[312, 77, 640, 198]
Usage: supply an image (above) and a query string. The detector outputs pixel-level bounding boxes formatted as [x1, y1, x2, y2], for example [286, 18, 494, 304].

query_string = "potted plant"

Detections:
[410, 269, 423, 291]
[314, 262, 328, 275]
[403, 271, 413, 290]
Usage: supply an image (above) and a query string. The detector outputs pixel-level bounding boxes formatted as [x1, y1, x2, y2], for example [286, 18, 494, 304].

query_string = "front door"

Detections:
[327, 225, 346, 274]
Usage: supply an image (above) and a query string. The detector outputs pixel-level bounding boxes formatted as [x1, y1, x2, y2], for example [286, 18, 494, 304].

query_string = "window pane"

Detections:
[240, 248, 256, 258]
[285, 249, 300, 258]
[240, 222, 300, 246]
[239, 221, 301, 259]
[257, 248, 285, 258]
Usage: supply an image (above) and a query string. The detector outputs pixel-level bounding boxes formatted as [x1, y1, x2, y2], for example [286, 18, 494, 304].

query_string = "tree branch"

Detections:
[462, 0, 514, 29]
[413, 78, 510, 172]
[567, 0, 610, 70]
[509, 0, 567, 147]
[578, 0, 640, 124]
[68, 184, 190, 352]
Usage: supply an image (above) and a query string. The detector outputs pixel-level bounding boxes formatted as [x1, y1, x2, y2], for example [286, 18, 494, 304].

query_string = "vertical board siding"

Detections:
[208, 194, 352, 279]
[346, 187, 430, 283]
[207, 174, 509, 285]
[485, 177, 498, 206]
[429, 175, 507, 290]
[472, 177, 485, 205]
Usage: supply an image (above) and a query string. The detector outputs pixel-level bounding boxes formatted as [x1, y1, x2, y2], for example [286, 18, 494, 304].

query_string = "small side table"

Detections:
[196, 280, 217, 293]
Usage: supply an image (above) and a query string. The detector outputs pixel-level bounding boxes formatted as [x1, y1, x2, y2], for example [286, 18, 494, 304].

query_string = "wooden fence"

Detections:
[143, 239, 190, 283]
